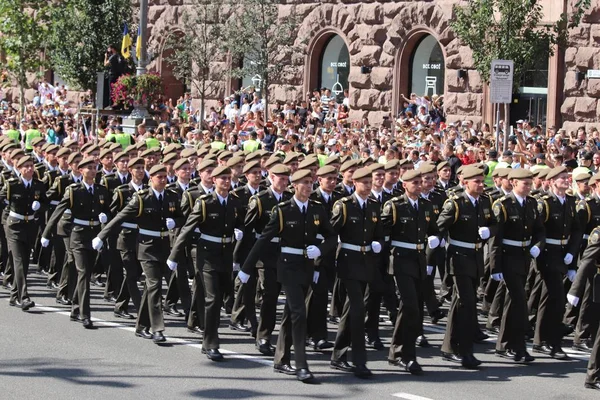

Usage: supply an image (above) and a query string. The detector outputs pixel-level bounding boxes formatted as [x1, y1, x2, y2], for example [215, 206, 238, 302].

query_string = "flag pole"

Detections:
[136, 0, 148, 76]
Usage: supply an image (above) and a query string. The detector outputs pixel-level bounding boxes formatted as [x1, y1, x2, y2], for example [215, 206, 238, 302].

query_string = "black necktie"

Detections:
[362, 202, 366, 212]
[378, 194, 382, 203]
[302, 205, 306, 215]
[222, 199, 227, 208]
[88, 187, 93, 195]
[158, 194, 163, 208]
[413, 201, 418, 211]
[122, 176, 126, 185]
[474, 199, 478, 209]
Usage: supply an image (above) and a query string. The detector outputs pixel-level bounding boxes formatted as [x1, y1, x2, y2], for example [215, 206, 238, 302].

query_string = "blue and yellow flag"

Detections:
[136, 26, 142, 60]
[121, 23, 132, 59]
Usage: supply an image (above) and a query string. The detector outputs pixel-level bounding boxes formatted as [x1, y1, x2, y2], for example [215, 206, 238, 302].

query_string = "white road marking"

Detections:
[392, 393, 435, 400]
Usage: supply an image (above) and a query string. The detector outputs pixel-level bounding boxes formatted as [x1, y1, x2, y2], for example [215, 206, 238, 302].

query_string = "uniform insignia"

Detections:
[99, 194, 104, 204]
[425, 210, 430, 222]
[169, 201, 175, 212]
[372, 211, 378, 223]
[590, 229, 600, 245]
[537, 200, 544, 214]
[313, 214, 320, 226]
[34, 190, 40, 200]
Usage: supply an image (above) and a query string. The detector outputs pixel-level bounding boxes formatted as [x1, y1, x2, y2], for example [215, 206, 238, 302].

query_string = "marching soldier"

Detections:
[436, 165, 496, 369]
[329, 166, 382, 378]
[239, 169, 337, 382]
[489, 169, 544, 363]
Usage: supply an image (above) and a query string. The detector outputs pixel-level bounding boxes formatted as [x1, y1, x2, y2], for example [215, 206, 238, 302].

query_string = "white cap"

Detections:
[327, 139, 337, 146]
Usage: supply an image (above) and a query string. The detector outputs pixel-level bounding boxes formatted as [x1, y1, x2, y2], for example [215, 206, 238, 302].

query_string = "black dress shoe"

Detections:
[187, 326, 203, 335]
[273, 363, 296, 375]
[152, 332, 166, 344]
[103, 296, 117, 303]
[354, 364, 372, 378]
[366, 336, 385, 350]
[562, 323, 575, 337]
[462, 354, 481, 369]
[69, 313, 81, 322]
[397, 359, 423, 375]
[474, 331, 490, 343]
[46, 282, 59, 289]
[430, 309, 445, 325]
[416, 335, 430, 347]
[135, 328, 153, 339]
[514, 350, 534, 363]
[163, 305, 184, 317]
[296, 368, 314, 382]
[90, 279, 105, 288]
[314, 339, 334, 351]
[114, 310, 134, 319]
[256, 339, 274, 356]
[8, 299, 21, 308]
[82, 319, 95, 329]
[585, 382, 600, 390]
[202, 348, 223, 361]
[330, 359, 355, 372]
[495, 349, 516, 359]
[550, 346, 568, 360]
[441, 352, 462, 363]
[486, 326, 500, 334]
[573, 341, 593, 353]
[21, 299, 35, 311]
[56, 297, 72, 306]
[229, 322, 251, 332]
[328, 315, 340, 324]
[532, 344, 552, 354]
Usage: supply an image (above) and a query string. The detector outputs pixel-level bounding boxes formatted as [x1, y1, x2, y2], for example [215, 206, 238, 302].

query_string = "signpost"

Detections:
[490, 60, 514, 151]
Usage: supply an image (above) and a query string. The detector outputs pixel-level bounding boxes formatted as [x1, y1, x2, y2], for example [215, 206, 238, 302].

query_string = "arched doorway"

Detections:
[409, 35, 445, 97]
[318, 35, 349, 104]
[157, 31, 187, 102]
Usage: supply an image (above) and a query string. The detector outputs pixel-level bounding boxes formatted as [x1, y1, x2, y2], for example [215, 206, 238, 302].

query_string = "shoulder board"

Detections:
[541, 194, 552, 200]
[199, 193, 213, 201]
[137, 188, 150, 196]
[7, 177, 18, 183]
[391, 196, 405, 203]
[309, 199, 322, 205]
[278, 199, 293, 208]
[492, 198, 507, 220]
[230, 191, 239, 199]
[565, 193, 575, 199]
[116, 183, 130, 191]
[67, 182, 80, 189]
[166, 188, 178, 195]
[341, 197, 350, 202]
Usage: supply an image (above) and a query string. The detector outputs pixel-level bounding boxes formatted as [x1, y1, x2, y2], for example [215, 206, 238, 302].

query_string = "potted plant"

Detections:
[111, 72, 163, 117]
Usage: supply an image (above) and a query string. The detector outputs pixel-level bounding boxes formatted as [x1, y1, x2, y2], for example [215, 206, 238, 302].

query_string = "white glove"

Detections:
[491, 273, 503, 281]
[238, 270, 250, 283]
[233, 263, 240, 272]
[31, 200, 40, 211]
[529, 245, 540, 259]
[41, 237, 50, 248]
[567, 269, 576, 282]
[166, 218, 175, 230]
[427, 236, 440, 249]
[564, 253, 574, 265]
[426, 265, 434, 276]
[306, 245, 321, 260]
[92, 237, 103, 251]
[313, 271, 320, 284]
[371, 241, 382, 254]
[166, 259, 178, 271]
[234, 228, 243, 241]
[567, 293, 580, 307]
[98, 213, 108, 224]
[440, 238, 446, 247]
[478, 227, 490, 240]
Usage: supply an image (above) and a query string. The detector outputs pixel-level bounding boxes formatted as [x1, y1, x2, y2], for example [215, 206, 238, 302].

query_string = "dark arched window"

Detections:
[409, 35, 444, 96]
[318, 35, 349, 104]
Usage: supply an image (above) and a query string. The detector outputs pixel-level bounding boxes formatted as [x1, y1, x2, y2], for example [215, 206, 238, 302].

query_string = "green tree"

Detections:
[47, 0, 131, 93]
[451, 0, 591, 89]
[222, 0, 301, 119]
[163, 0, 225, 124]
[0, 0, 51, 116]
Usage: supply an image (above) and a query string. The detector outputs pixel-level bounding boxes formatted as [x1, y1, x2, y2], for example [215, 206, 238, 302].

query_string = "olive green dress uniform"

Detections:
[97, 186, 184, 334]
[1, 167, 20, 289]
[330, 194, 382, 367]
[489, 193, 545, 355]
[110, 182, 144, 315]
[241, 198, 337, 370]
[533, 192, 582, 350]
[437, 190, 495, 360]
[169, 191, 244, 351]
[383, 193, 439, 365]
[44, 181, 112, 321]
[36, 168, 64, 280]
[0, 176, 48, 306]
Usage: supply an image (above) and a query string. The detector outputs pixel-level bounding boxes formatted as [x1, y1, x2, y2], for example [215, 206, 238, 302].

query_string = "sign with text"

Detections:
[490, 60, 514, 104]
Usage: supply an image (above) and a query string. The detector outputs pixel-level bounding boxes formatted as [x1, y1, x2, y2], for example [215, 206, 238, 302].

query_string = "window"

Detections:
[409, 35, 445, 97]
[318, 35, 349, 104]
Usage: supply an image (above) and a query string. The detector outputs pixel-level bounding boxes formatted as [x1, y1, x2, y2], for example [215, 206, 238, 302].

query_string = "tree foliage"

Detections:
[222, 0, 302, 119]
[47, 0, 132, 93]
[451, 0, 591, 90]
[0, 0, 51, 115]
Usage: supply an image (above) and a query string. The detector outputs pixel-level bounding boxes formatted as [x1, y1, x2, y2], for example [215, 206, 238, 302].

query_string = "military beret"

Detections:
[324, 155, 340, 166]
[437, 161, 450, 171]
[291, 169, 312, 182]
[352, 167, 372, 181]
[245, 151, 262, 162]
[418, 163, 436, 175]
[181, 147, 197, 158]
[257, 150, 270, 157]
[298, 157, 318, 169]
[46, 144, 59, 154]
[340, 155, 349, 164]
[233, 150, 246, 158]
[508, 169, 533, 180]
[283, 153, 299, 164]
[80, 142, 92, 154]
[457, 165, 466, 175]
[368, 163, 384, 172]
[385, 159, 401, 170]
[340, 159, 359, 172]
[149, 165, 167, 176]
[546, 166, 567, 180]
[316, 165, 337, 176]
[162, 153, 178, 164]
[402, 169, 422, 182]
[589, 173, 600, 186]
[78, 156, 97, 169]
[163, 143, 182, 154]
[56, 147, 71, 158]
[124, 144, 137, 154]
[135, 141, 148, 150]
[2, 142, 17, 152]
[108, 143, 122, 152]
[197, 159, 216, 171]
[208, 148, 221, 155]
[242, 160, 261, 174]
[86, 144, 100, 154]
[99, 148, 113, 159]
[98, 139, 107, 147]
[128, 157, 144, 168]
[197, 147, 210, 158]
[141, 148, 155, 157]
[536, 168, 549, 179]
[63, 140, 78, 149]
[112, 152, 128, 163]
[67, 152, 82, 164]
[217, 150, 233, 161]
[494, 168, 511, 178]
[31, 137, 46, 147]
[226, 155, 244, 167]
[41, 143, 50, 152]
[270, 164, 291, 175]
[10, 148, 25, 160]
[574, 171, 592, 182]
[204, 154, 217, 161]
[264, 155, 283, 170]
[200, 143, 212, 150]
[15, 156, 34, 168]
[462, 165, 485, 179]
[211, 165, 232, 178]
[173, 158, 190, 170]
[399, 159, 412, 167]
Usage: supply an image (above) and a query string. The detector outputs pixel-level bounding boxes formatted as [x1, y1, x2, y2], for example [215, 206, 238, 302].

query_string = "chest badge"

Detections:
[313, 214, 320, 226]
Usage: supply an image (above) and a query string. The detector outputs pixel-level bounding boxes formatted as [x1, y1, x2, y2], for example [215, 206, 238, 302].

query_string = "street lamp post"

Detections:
[130, 0, 149, 118]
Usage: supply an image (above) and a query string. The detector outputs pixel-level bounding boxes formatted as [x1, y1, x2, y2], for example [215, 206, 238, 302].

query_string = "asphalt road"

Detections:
[0, 274, 597, 400]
